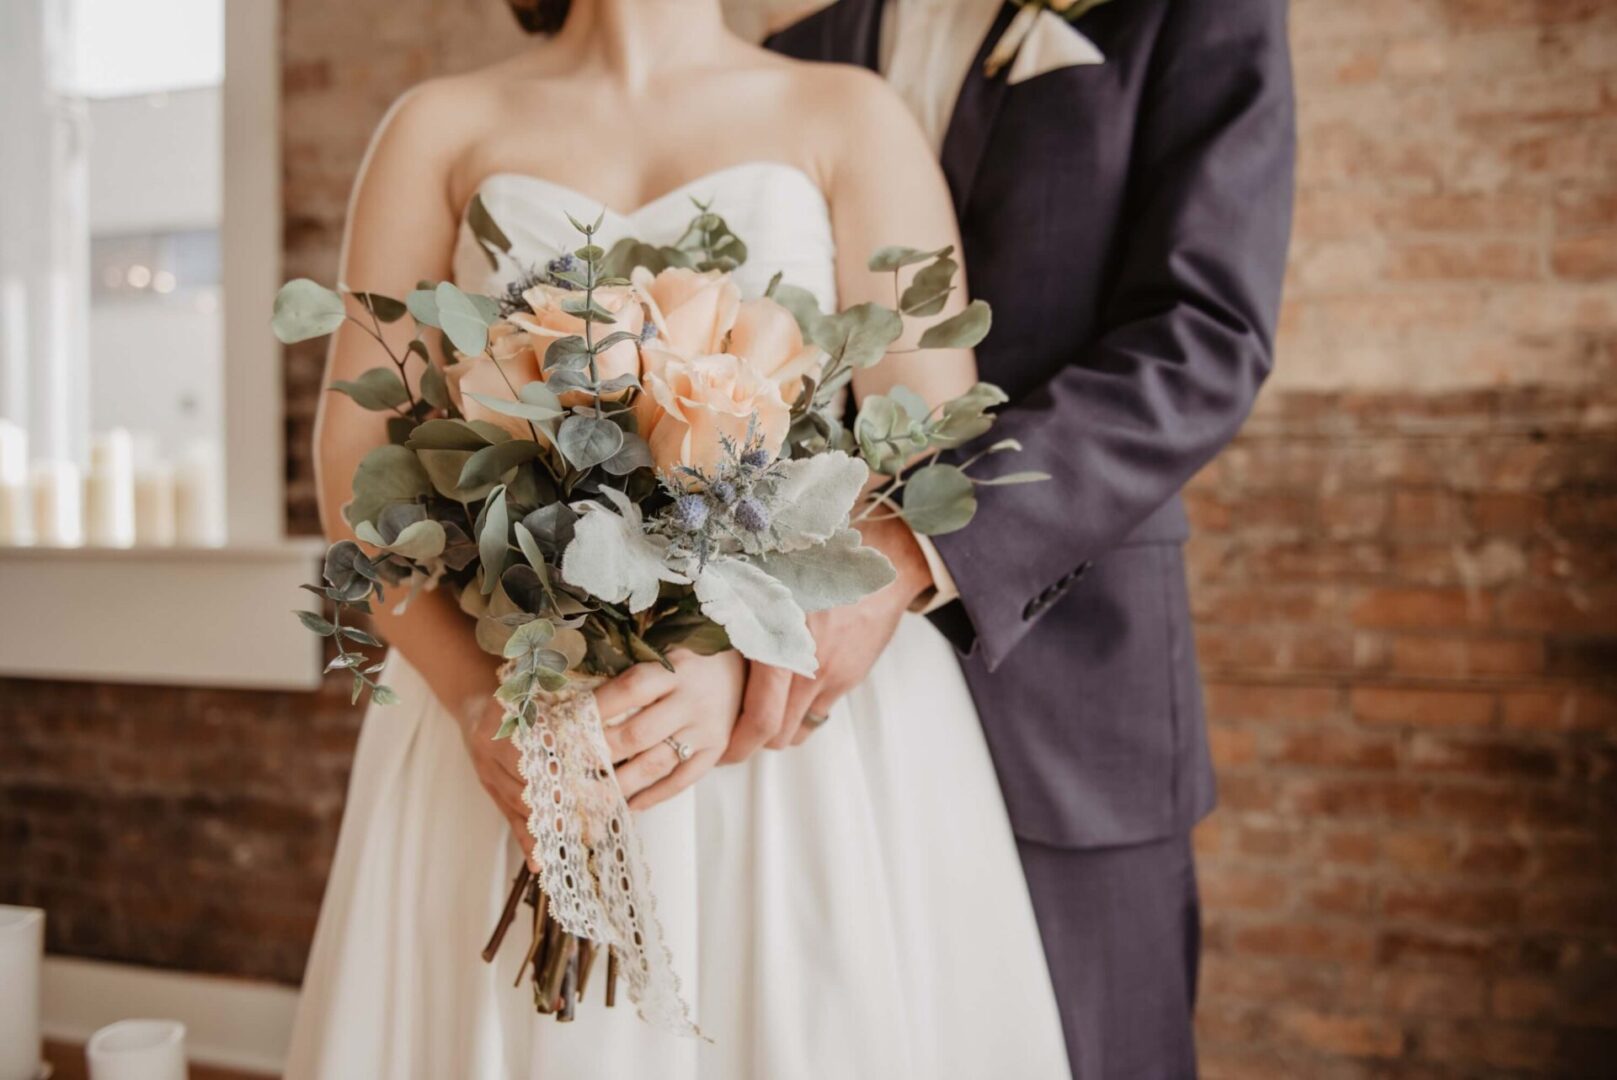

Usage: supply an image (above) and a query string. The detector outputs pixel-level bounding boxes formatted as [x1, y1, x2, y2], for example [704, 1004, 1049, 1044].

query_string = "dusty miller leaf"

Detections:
[694, 557, 817, 676]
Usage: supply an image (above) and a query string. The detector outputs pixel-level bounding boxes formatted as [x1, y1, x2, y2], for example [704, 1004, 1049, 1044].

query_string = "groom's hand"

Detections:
[721, 515, 935, 762]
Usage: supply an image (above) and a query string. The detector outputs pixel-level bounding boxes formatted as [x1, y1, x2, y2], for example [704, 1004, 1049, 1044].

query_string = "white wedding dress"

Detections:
[285, 162, 1069, 1080]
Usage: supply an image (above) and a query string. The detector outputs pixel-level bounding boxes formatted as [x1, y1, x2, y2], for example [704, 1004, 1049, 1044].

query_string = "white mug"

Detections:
[85, 1019, 188, 1080]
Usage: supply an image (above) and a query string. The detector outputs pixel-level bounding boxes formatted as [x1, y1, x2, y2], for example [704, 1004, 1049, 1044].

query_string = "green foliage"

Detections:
[271, 279, 345, 343]
[478, 485, 510, 595]
[466, 193, 512, 271]
[435, 281, 494, 356]
[901, 463, 977, 535]
[918, 300, 992, 350]
[330, 367, 410, 412]
[344, 444, 430, 527]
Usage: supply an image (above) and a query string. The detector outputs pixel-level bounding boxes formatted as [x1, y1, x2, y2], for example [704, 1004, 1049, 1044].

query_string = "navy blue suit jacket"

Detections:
[770, 0, 1295, 847]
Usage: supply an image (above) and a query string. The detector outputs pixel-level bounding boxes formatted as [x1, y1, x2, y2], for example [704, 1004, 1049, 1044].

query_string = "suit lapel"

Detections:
[939, 1, 1020, 220]
[814, 0, 884, 67]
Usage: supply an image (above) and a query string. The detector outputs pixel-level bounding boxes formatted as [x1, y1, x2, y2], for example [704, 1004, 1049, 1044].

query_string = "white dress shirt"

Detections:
[877, 0, 1007, 151]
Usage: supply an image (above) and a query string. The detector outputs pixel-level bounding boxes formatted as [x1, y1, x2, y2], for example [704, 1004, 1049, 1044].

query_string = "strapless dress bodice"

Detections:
[452, 161, 837, 310]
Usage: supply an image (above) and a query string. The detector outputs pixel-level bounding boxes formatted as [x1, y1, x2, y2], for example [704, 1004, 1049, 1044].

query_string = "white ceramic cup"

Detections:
[85, 1019, 188, 1080]
[0, 905, 44, 1080]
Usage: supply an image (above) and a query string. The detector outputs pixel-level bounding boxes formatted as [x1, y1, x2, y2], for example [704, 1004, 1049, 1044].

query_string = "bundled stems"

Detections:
[485, 866, 615, 1021]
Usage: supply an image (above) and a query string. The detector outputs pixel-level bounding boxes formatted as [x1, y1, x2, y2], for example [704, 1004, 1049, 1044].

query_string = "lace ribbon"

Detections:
[510, 674, 701, 1037]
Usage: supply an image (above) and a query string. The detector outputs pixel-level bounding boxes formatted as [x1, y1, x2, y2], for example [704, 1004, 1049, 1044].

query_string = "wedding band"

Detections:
[664, 736, 693, 762]
[804, 712, 829, 728]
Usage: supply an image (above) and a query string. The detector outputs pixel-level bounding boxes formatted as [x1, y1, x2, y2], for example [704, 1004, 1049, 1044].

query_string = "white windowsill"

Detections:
[0, 538, 328, 691]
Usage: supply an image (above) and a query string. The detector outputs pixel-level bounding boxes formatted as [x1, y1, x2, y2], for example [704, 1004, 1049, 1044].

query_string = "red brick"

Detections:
[1377, 970, 1489, 1019]
[1552, 229, 1617, 280]
[1266, 728, 1400, 770]
[1349, 587, 1491, 630]
[1388, 634, 1544, 678]
[1383, 882, 1522, 928]
[1406, 733, 1561, 779]
[1499, 687, 1617, 733]
[1351, 686, 1497, 728]
[1205, 682, 1342, 724]
[1275, 1007, 1406, 1059]
[1231, 919, 1378, 964]
[1200, 868, 1292, 913]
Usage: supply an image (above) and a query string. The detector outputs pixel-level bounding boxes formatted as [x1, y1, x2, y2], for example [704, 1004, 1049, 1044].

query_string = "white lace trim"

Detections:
[511, 675, 701, 1037]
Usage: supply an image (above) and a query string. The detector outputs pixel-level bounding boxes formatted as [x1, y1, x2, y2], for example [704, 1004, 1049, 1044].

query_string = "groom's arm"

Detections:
[930, 0, 1297, 671]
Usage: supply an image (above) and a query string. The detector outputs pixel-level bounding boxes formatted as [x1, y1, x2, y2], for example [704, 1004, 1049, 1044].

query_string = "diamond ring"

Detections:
[663, 736, 694, 762]
[804, 712, 830, 728]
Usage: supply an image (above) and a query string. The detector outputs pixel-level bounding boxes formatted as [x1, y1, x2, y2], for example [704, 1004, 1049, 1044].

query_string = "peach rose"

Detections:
[643, 353, 790, 478]
[728, 297, 824, 407]
[445, 283, 645, 439]
[632, 266, 741, 367]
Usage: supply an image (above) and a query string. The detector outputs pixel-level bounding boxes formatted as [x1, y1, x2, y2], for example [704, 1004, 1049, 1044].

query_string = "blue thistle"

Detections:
[709, 479, 737, 506]
[740, 447, 771, 470]
[733, 496, 769, 533]
[640, 323, 659, 343]
[672, 494, 710, 532]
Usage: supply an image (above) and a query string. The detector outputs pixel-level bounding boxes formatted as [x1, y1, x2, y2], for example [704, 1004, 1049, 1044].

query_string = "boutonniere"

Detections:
[985, 0, 1113, 79]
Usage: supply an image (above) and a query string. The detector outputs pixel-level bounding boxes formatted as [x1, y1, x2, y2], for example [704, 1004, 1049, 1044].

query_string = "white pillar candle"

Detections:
[30, 457, 82, 547]
[133, 461, 177, 547]
[86, 428, 137, 547]
[174, 442, 224, 547]
[0, 905, 44, 1080]
[86, 1019, 188, 1080]
[0, 420, 31, 546]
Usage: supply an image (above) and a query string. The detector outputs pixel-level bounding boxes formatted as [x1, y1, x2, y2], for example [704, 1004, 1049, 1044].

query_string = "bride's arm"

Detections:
[314, 85, 534, 850]
[723, 69, 971, 762]
[825, 73, 980, 414]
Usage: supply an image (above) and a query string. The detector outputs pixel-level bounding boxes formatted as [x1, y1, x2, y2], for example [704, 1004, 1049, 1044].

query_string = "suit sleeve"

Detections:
[928, 0, 1297, 670]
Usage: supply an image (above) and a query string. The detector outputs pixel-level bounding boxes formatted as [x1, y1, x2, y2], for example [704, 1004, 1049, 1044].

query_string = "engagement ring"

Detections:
[804, 712, 829, 728]
[664, 736, 694, 762]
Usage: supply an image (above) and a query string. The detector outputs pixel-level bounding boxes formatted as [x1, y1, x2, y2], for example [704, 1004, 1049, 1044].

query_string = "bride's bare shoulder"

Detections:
[762, 59, 934, 179]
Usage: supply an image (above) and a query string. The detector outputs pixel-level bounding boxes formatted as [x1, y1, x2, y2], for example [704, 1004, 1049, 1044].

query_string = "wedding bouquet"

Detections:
[274, 200, 1043, 1033]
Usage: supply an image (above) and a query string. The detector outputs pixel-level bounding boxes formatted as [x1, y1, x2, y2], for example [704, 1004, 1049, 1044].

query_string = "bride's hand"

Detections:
[595, 648, 745, 812]
[460, 698, 538, 868]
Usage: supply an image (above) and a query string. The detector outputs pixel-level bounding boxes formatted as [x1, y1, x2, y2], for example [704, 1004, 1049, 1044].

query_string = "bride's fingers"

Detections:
[602, 698, 685, 764]
[614, 739, 683, 801]
[627, 748, 716, 812]
[593, 661, 677, 723]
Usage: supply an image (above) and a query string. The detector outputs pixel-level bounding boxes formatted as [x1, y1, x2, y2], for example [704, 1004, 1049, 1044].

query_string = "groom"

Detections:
[735, 0, 1296, 1074]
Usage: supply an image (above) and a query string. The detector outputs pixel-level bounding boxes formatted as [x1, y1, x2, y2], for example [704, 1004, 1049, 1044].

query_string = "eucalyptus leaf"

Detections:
[466, 392, 564, 424]
[600, 431, 653, 476]
[272, 279, 346, 343]
[295, 609, 336, 636]
[821, 303, 904, 369]
[478, 485, 510, 594]
[458, 439, 542, 489]
[371, 684, 401, 706]
[867, 245, 951, 272]
[330, 367, 409, 411]
[406, 288, 441, 327]
[406, 418, 497, 452]
[901, 463, 977, 535]
[899, 256, 958, 317]
[556, 415, 624, 470]
[693, 557, 817, 676]
[435, 282, 492, 356]
[418, 449, 493, 501]
[975, 471, 1052, 486]
[521, 503, 578, 554]
[354, 292, 407, 324]
[917, 299, 992, 350]
[503, 617, 555, 659]
[754, 529, 896, 612]
[466, 193, 512, 270]
[418, 361, 451, 411]
[379, 519, 447, 560]
[513, 520, 547, 571]
[344, 444, 431, 526]
[545, 336, 592, 372]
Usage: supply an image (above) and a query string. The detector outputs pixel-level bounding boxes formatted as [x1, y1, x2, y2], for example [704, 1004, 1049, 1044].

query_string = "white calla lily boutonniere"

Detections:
[985, 0, 1111, 82]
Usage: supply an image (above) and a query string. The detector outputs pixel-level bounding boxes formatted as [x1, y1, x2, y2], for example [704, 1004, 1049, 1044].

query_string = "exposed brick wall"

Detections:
[0, 1, 1614, 1075]
[1188, 388, 1617, 1077]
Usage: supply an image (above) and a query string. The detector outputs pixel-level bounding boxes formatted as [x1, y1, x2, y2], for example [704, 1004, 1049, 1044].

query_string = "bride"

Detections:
[285, 0, 1068, 1076]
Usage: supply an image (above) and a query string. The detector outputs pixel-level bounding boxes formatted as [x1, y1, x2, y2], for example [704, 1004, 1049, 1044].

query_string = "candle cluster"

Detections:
[0, 419, 225, 548]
